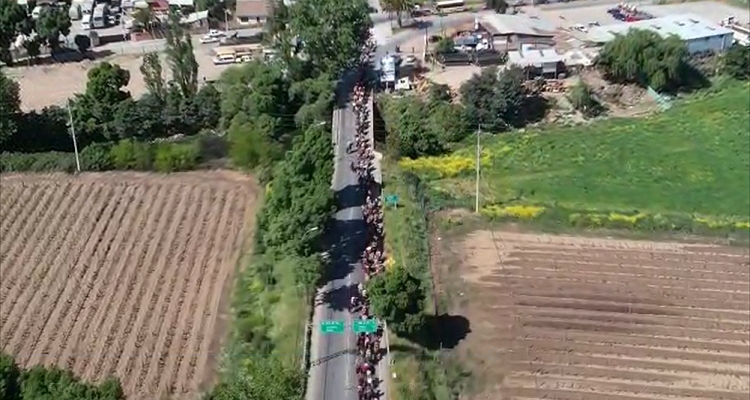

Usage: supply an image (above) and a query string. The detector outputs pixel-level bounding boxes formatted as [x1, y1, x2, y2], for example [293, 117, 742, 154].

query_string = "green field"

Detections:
[401, 84, 750, 233]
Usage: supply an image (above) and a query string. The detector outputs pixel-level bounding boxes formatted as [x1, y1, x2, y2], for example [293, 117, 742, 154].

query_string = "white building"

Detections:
[586, 14, 734, 54]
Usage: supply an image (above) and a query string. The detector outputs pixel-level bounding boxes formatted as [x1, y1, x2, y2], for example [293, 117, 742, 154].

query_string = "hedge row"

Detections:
[1, 139, 203, 174]
[0, 352, 124, 400]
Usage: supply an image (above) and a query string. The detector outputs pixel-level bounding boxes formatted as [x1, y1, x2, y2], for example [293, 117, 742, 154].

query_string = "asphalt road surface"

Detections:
[307, 11, 475, 400]
[306, 74, 374, 400]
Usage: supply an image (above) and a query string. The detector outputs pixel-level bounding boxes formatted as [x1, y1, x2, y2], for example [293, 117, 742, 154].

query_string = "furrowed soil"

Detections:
[0, 171, 259, 400]
[437, 229, 750, 400]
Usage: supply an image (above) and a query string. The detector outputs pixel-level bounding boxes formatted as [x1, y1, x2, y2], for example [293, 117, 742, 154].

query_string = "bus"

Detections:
[92, 3, 107, 29]
[434, 0, 465, 13]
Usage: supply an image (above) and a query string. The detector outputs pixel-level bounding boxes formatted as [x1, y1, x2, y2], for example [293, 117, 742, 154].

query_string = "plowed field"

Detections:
[454, 230, 750, 400]
[0, 171, 258, 400]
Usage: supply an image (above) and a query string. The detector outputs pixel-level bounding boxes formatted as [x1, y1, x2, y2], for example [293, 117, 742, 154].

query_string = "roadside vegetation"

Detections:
[205, 0, 372, 399]
[0, 352, 124, 400]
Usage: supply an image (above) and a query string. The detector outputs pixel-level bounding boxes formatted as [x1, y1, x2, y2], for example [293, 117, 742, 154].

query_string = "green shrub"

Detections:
[80, 143, 114, 171]
[154, 142, 201, 173]
[0, 152, 77, 173]
[110, 139, 154, 170]
[0, 353, 21, 400]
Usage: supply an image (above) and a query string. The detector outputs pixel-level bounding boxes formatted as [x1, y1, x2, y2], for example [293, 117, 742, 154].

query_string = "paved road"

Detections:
[307, 9, 476, 400]
[306, 79, 375, 400]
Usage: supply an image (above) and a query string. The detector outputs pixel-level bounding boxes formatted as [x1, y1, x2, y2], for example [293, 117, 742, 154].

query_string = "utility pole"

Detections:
[67, 102, 81, 173]
[475, 124, 481, 213]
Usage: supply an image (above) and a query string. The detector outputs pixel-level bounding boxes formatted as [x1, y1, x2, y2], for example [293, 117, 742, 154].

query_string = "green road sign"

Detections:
[353, 319, 378, 334]
[385, 195, 399, 207]
[320, 320, 345, 334]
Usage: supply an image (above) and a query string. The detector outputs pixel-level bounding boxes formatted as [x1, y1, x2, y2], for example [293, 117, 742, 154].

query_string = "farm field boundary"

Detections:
[0, 171, 259, 400]
[436, 228, 750, 400]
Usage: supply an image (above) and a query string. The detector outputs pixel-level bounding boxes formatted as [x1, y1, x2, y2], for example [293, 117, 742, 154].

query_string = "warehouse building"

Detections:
[586, 14, 734, 54]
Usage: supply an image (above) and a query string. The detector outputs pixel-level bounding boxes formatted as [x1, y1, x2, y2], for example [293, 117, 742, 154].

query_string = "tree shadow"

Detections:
[404, 314, 471, 351]
[336, 184, 366, 211]
[518, 95, 550, 126]
[319, 283, 358, 312]
[322, 218, 366, 283]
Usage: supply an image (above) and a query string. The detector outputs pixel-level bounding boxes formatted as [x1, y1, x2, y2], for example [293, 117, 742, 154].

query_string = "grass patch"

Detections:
[399, 84, 750, 238]
[383, 166, 470, 400]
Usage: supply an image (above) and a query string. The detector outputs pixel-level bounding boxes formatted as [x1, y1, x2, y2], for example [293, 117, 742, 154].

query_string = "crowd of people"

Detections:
[347, 33, 386, 400]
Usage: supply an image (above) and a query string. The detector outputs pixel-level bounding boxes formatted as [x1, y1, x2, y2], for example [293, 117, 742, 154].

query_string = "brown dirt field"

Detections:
[435, 229, 750, 400]
[0, 171, 259, 400]
[6, 44, 227, 112]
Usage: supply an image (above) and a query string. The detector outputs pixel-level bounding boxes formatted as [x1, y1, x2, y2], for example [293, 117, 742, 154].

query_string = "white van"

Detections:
[213, 52, 236, 65]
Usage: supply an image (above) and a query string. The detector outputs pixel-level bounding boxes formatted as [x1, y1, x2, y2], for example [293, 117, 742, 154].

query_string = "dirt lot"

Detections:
[6, 43, 229, 112]
[436, 229, 750, 400]
[0, 171, 258, 400]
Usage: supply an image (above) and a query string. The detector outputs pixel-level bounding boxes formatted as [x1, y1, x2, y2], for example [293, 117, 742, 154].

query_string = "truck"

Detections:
[92, 3, 108, 29]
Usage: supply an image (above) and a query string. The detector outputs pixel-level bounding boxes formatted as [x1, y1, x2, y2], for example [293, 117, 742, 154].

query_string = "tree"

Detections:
[74, 34, 90, 53]
[0, 70, 21, 148]
[22, 37, 41, 63]
[256, 123, 334, 257]
[228, 112, 281, 170]
[140, 52, 166, 101]
[596, 29, 690, 92]
[206, 359, 305, 400]
[434, 37, 455, 54]
[568, 80, 601, 117]
[35, 6, 71, 53]
[165, 12, 198, 98]
[0, 352, 21, 400]
[85, 62, 131, 105]
[196, 0, 235, 25]
[367, 267, 426, 335]
[720, 44, 750, 80]
[486, 0, 508, 13]
[381, 0, 414, 28]
[288, 74, 335, 127]
[382, 97, 444, 159]
[72, 62, 131, 141]
[288, 0, 372, 76]
[1, 352, 124, 400]
[0, 0, 26, 65]
[133, 8, 153, 34]
[219, 60, 291, 142]
[460, 66, 525, 131]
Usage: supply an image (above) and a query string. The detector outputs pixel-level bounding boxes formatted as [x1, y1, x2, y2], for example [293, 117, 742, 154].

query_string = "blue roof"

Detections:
[587, 14, 734, 43]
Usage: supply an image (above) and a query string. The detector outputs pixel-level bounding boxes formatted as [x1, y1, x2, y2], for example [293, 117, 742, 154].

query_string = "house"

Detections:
[235, 0, 269, 26]
[507, 44, 565, 78]
[586, 14, 734, 54]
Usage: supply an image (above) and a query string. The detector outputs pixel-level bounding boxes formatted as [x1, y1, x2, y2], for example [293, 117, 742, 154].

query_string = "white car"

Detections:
[200, 35, 221, 44]
[200, 29, 225, 44]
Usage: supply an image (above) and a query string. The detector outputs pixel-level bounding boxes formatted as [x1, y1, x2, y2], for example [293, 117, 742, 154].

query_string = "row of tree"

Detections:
[0, 352, 124, 400]
[207, 0, 373, 399]
[380, 66, 548, 160]
[0, 0, 84, 65]
[1, 12, 220, 156]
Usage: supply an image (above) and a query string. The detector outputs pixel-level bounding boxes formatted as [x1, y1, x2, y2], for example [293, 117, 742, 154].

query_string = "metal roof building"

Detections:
[586, 14, 734, 54]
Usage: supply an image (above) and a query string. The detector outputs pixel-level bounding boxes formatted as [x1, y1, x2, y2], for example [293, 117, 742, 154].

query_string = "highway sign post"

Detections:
[320, 320, 345, 334]
[353, 319, 378, 333]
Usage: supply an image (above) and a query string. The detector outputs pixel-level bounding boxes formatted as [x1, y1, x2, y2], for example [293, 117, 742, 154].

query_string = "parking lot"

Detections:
[531, 0, 747, 30]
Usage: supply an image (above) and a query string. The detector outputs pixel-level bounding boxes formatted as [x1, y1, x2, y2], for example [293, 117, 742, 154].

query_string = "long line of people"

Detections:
[348, 34, 387, 400]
